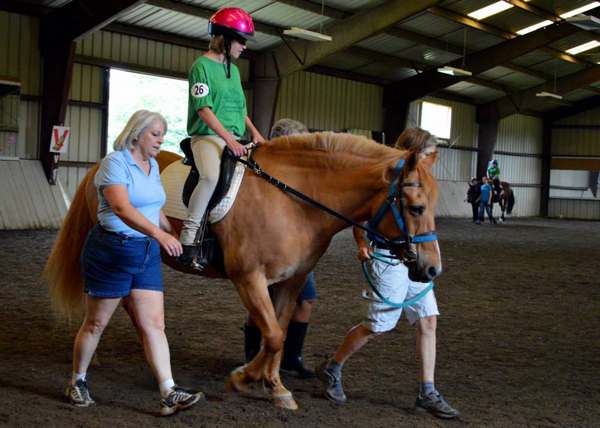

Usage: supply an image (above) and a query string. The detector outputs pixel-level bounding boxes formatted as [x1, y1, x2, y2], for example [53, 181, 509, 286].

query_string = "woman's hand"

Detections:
[156, 230, 183, 257]
[227, 140, 248, 157]
[357, 246, 373, 261]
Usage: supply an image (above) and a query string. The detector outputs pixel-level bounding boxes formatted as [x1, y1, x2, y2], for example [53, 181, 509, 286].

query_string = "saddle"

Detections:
[179, 138, 250, 275]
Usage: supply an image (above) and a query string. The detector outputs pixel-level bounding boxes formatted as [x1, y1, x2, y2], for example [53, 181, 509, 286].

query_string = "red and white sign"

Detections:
[50, 126, 70, 153]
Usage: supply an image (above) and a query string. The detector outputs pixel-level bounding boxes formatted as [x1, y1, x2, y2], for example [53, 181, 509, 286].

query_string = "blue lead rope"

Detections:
[361, 252, 434, 308]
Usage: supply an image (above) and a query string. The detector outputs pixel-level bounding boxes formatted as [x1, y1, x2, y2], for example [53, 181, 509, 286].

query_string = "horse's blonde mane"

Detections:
[267, 131, 399, 162]
[266, 131, 438, 203]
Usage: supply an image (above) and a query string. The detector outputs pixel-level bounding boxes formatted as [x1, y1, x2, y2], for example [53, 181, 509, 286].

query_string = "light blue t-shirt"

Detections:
[480, 184, 492, 203]
[95, 149, 166, 238]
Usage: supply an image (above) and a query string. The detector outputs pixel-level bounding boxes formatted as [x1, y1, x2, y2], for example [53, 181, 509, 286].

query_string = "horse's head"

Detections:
[375, 151, 441, 283]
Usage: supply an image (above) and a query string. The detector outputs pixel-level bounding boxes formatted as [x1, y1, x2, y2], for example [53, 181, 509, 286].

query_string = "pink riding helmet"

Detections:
[208, 7, 255, 40]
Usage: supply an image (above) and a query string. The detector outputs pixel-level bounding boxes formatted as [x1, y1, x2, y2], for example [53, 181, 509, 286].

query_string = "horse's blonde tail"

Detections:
[43, 169, 96, 322]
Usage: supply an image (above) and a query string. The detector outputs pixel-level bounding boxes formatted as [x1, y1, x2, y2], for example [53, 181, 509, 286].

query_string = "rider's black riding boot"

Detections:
[281, 321, 316, 379]
[177, 244, 207, 268]
[243, 324, 262, 364]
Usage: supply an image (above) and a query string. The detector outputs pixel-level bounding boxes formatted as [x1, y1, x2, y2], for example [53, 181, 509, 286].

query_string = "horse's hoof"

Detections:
[271, 391, 298, 410]
[226, 367, 248, 394]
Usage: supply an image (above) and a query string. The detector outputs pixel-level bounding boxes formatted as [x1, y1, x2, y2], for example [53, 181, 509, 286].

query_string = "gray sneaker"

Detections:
[64, 379, 96, 407]
[160, 386, 205, 416]
[315, 359, 347, 404]
[415, 391, 460, 419]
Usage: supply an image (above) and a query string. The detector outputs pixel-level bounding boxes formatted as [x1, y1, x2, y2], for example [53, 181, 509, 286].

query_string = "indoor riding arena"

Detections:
[1, 1, 599, 427]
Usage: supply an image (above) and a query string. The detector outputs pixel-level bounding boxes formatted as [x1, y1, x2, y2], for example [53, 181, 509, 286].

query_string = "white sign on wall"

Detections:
[49, 126, 70, 153]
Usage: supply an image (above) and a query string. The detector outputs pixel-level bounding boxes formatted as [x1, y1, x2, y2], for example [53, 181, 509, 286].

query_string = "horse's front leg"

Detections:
[226, 272, 285, 395]
[259, 276, 307, 410]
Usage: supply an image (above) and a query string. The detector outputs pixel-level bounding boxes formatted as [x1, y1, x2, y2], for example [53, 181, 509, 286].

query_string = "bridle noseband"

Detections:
[366, 159, 437, 263]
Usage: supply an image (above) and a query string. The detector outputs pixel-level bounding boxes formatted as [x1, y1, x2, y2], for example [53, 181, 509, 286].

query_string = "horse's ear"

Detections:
[404, 150, 419, 173]
[421, 151, 438, 169]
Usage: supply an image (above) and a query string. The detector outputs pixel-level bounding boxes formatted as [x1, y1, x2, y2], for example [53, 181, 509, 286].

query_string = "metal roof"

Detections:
[11, 0, 600, 117]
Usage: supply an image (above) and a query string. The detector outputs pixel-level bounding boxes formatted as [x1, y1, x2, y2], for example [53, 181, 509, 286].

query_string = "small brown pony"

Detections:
[44, 132, 441, 410]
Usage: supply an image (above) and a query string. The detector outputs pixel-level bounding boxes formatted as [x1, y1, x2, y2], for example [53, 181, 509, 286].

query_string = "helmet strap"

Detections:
[224, 38, 232, 79]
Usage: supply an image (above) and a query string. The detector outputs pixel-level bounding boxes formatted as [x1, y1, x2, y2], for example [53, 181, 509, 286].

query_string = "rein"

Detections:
[233, 144, 437, 308]
[233, 145, 437, 261]
[233, 147, 391, 245]
[361, 252, 434, 308]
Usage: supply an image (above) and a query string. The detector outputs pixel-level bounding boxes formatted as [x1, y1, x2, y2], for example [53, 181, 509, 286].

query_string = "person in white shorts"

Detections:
[316, 127, 459, 420]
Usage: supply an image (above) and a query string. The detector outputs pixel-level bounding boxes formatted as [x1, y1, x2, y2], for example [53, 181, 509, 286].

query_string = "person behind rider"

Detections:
[316, 127, 460, 419]
[487, 159, 502, 198]
[179, 7, 264, 265]
[475, 176, 496, 225]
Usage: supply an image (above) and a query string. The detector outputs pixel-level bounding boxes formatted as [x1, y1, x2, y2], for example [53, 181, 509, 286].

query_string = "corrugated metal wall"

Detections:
[0, 11, 42, 160]
[275, 71, 383, 132]
[548, 106, 600, 220]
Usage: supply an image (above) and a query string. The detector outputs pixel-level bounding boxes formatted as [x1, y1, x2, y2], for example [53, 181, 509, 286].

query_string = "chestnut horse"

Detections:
[44, 132, 441, 410]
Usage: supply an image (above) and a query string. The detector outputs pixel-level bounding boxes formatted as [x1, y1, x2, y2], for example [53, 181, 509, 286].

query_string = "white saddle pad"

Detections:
[161, 160, 246, 224]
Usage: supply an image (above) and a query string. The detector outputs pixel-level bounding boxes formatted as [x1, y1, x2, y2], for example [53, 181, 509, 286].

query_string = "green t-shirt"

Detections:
[488, 166, 500, 179]
[187, 56, 247, 137]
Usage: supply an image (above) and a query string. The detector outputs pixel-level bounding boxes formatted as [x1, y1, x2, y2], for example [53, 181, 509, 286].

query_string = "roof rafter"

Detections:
[385, 21, 579, 104]
[477, 65, 600, 121]
[544, 95, 600, 122]
[254, 0, 441, 79]
[427, 5, 592, 68]
[39, 0, 148, 51]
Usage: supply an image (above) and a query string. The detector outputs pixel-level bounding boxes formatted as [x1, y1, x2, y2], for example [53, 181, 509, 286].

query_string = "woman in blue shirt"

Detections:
[64, 110, 203, 416]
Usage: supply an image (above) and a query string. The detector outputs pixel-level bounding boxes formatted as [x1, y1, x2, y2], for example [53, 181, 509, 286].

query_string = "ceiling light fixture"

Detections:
[283, 27, 332, 42]
[566, 40, 600, 55]
[467, 1, 514, 20]
[567, 15, 600, 31]
[437, 66, 472, 76]
[560, 1, 600, 19]
[536, 91, 563, 100]
[516, 20, 553, 35]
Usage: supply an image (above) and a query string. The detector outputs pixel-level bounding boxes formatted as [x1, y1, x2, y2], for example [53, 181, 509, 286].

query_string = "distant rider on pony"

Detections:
[487, 160, 502, 199]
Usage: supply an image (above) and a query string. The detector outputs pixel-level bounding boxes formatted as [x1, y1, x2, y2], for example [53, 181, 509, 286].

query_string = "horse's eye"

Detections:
[409, 205, 425, 217]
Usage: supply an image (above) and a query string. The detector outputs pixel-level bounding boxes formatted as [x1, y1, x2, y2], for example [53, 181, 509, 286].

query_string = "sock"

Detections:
[420, 382, 435, 396]
[71, 372, 86, 385]
[327, 358, 344, 378]
[159, 379, 175, 398]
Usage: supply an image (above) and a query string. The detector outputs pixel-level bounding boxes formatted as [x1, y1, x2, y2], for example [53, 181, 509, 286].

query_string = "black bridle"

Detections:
[233, 149, 437, 261]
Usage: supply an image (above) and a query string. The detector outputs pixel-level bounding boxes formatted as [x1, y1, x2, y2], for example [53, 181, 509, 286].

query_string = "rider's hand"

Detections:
[357, 246, 372, 261]
[227, 140, 247, 157]
[156, 230, 183, 257]
[252, 132, 265, 145]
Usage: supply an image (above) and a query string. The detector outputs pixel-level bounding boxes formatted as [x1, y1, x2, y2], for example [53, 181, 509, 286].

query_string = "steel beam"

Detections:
[385, 22, 579, 105]
[478, 66, 600, 121]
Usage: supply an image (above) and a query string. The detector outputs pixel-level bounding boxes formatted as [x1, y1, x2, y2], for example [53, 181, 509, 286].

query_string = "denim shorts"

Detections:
[266, 272, 318, 303]
[297, 272, 318, 302]
[81, 224, 163, 298]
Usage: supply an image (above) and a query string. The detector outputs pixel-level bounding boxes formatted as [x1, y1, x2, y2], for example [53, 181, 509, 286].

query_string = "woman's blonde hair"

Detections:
[394, 126, 437, 153]
[113, 110, 167, 151]
[209, 35, 227, 54]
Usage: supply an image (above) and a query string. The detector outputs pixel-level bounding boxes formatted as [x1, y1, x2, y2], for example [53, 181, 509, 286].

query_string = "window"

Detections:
[108, 69, 188, 156]
[419, 101, 452, 140]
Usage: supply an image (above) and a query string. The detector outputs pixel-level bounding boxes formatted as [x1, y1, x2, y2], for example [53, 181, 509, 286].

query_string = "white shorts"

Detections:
[361, 250, 439, 333]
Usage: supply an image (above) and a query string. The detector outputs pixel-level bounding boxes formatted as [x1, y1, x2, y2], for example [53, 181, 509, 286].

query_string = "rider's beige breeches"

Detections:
[180, 134, 226, 246]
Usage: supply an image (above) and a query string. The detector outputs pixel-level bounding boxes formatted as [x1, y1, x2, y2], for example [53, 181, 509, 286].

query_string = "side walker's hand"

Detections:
[228, 140, 248, 157]
[157, 231, 183, 257]
[357, 246, 373, 261]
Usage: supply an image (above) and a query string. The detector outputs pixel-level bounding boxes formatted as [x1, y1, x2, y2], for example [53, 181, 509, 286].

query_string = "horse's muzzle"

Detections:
[408, 262, 441, 283]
